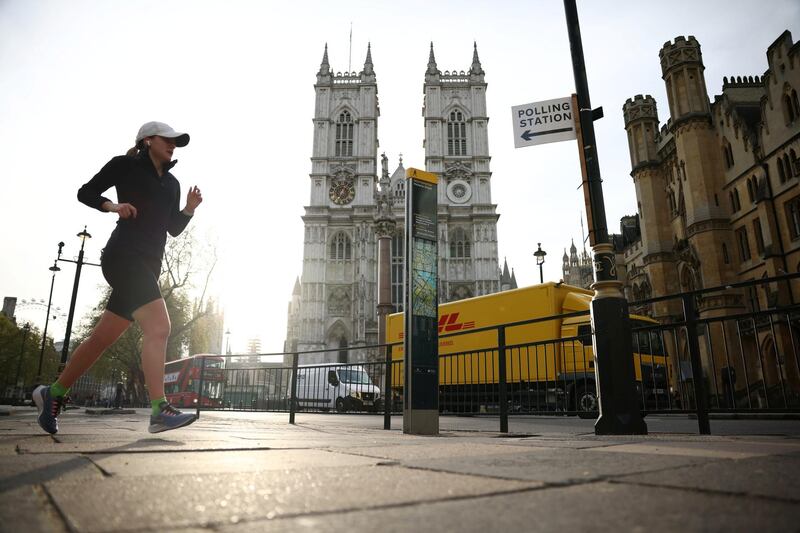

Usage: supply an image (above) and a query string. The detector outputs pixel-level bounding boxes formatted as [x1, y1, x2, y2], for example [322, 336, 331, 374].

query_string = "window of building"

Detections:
[394, 181, 405, 200]
[722, 138, 734, 169]
[391, 231, 404, 312]
[791, 149, 799, 176]
[786, 195, 800, 240]
[335, 111, 354, 157]
[729, 191, 736, 213]
[449, 227, 471, 258]
[778, 155, 787, 183]
[784, 93, 797, 124]
[753, 218, 764, 255]
[447, 110, 467, 156]
[736, 226, 751, 262]
[747, 283, 761, 313]
[747, 178, 755, 203]
[785, 154, 794, 179]
[732, 188, 741, 212]
[329, 232, 352, 260]
[793, 89, 800, 118]
[722, 242, 730, 264]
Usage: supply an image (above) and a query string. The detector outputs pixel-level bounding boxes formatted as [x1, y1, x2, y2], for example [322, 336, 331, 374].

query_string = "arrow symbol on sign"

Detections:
[521, 127, 574, 141]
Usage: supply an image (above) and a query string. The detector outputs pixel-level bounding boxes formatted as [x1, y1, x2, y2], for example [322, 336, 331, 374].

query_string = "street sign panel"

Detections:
[511, 96, 576, 148]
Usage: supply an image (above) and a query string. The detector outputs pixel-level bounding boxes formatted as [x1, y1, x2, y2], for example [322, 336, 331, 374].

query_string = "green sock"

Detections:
[151, 397, 167, 415]
[50, 382, 69, 398]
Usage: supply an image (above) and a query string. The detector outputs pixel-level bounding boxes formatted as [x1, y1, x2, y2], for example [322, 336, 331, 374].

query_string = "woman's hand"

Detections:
[103, 201, 137, 219]
[184, 186, 203, 215]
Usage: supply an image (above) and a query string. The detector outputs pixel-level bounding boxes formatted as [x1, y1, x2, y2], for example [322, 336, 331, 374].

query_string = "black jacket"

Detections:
[77, 151, 192, 261]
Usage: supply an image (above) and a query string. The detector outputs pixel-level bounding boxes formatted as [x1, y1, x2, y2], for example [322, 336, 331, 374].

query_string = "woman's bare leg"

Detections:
[56, 311, 131, 388]
[133, 298, 171, 401]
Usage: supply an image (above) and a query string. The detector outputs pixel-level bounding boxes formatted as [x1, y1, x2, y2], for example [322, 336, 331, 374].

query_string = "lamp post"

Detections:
[58, 227, 100, 371]
[37, 242, 63, 380]
[534, 243, 547, 284]
[563, 0, 646, 434]
[14, 323, 32, 398]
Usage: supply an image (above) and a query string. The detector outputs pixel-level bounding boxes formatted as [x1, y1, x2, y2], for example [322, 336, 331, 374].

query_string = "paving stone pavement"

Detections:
[1, 407, 799, 532]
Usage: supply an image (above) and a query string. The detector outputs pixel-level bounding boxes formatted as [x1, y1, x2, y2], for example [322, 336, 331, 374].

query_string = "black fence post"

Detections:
[498, 326, 508, 433]
[195, 355, 206, 420]
[682, 294, 710, 435]
[289, 348, 299, 425]
[384, 343, 392, 430]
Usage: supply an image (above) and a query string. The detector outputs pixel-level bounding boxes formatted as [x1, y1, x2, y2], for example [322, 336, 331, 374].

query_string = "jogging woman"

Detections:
[34, 121, 203, 434]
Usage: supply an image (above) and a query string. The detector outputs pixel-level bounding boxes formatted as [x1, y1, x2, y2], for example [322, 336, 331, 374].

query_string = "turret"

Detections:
[362, 43, 375, 82]
[659, 36, 710, 122]
[426, 42, 440, 83]
[470, 41, 485, 81]
[317, 43, 331, 83]
[623, 94, 660, 172]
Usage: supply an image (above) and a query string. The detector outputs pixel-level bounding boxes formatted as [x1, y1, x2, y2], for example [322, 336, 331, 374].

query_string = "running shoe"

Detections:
[148, 402, 197, 433]
[33, 385, 64, 435]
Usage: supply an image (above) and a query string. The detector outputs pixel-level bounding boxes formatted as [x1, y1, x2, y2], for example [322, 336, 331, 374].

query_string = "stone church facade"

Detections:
[620, 31, 800, 396]
[285, 43, 511, 363]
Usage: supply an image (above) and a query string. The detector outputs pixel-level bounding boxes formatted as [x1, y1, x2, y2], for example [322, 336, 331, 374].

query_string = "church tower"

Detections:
[293, 44, 380, 362]
[659, 36, 736, 293]
[422, 43, 501, 301]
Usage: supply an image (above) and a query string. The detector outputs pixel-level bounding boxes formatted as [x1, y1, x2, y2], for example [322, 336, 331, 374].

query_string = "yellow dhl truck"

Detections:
[386, 282, 669, 413]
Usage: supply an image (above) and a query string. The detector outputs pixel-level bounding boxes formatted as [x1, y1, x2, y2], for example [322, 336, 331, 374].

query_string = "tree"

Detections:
[69, 228, 218, 404]
[0, 315, 59, 400]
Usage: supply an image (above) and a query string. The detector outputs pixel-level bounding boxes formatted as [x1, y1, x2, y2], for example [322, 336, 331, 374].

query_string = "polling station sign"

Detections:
[511, 96, 576, 148]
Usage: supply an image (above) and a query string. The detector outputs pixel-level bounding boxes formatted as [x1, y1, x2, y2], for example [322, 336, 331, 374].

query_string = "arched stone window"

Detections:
[447, 110, 467, 156]
[394, 181, 405, 200]
[784, 92, 797, 124]
[747, 178, 755, 203]
[329, 232, 352, 260]
[791, 149, 798, 176]
[778, 155, 787, 183]
[733, 188, 741, 211]
[785, 154, 794, 177]
[335, 111, 354, 157]
[722, 138, 734, 169]
[449, 227, 471, 258]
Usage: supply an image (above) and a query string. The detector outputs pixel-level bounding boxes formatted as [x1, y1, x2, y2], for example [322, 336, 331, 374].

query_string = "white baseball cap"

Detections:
[136, 121, 190, 147]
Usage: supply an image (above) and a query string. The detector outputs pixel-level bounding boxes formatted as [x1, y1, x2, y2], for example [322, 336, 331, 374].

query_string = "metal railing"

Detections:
[54, 274, 800, 435]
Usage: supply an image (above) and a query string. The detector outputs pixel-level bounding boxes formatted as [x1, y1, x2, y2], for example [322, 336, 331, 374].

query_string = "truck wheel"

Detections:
[575, 385, 598, 417]
[336, 397, 347, 413]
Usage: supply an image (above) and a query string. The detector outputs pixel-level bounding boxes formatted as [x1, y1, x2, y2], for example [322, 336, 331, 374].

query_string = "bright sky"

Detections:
[1, 0, 797, 354]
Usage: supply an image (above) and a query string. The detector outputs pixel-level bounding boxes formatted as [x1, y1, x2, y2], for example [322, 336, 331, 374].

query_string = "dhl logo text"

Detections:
[397, 312, 475, 338]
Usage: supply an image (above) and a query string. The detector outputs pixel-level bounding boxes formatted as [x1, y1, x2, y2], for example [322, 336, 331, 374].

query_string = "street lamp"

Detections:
[14, 323, 31, 398]
[58, 227, 100, 371]
[533, 243, 547, 284]
[37, 242, 63, 380]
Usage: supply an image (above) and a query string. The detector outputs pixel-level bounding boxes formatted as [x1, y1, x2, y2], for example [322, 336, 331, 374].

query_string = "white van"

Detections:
[294, 364, 381, 412]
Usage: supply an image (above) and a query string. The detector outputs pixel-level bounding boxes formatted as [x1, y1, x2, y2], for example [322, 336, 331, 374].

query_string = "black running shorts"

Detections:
[101, 248, 162, 321]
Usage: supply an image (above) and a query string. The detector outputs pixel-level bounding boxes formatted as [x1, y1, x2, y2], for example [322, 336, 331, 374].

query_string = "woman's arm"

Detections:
[168, 184, 202, 237]
[77, 156, 127, 212]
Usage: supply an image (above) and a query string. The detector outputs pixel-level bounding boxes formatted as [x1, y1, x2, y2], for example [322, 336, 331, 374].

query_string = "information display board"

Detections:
[403, 167, 439, 435]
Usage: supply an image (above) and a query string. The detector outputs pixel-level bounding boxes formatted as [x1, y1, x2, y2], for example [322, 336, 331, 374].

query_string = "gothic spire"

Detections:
[510, 268, 518, 289]
[293, 277, 301, 296]
[363, 42, 374, 74]
[318, 43, 330, 76]
[427, 42, 438, 75]
[470, 41, 484, 76]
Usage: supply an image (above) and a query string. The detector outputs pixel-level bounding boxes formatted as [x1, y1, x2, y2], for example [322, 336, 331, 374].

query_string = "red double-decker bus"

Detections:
[164, 354, 225, 408]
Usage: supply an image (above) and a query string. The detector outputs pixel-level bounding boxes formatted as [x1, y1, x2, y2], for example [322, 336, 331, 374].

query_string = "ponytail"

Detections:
[126, 139, 146, 157]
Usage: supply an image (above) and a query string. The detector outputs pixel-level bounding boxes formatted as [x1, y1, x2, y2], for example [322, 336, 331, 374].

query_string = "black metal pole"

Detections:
[498, 326, 508, 433]
[383, 343, 392, 430]
[14, 325, 31, 395]
[289, 344, 299, 425]
[563, 0, 646, 435]
[682, 294, 711, 434]
[538, 263, 544, 284]
[59, 243, 85, 370]
[37, 260, 60, 379]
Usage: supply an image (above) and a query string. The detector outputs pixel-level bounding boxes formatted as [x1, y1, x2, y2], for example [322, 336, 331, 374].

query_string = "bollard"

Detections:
[498, 326, 508, 433]
[384, 343, 392, 430]
[682, 294, 710, 435]
[289, 350, 299, 425]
